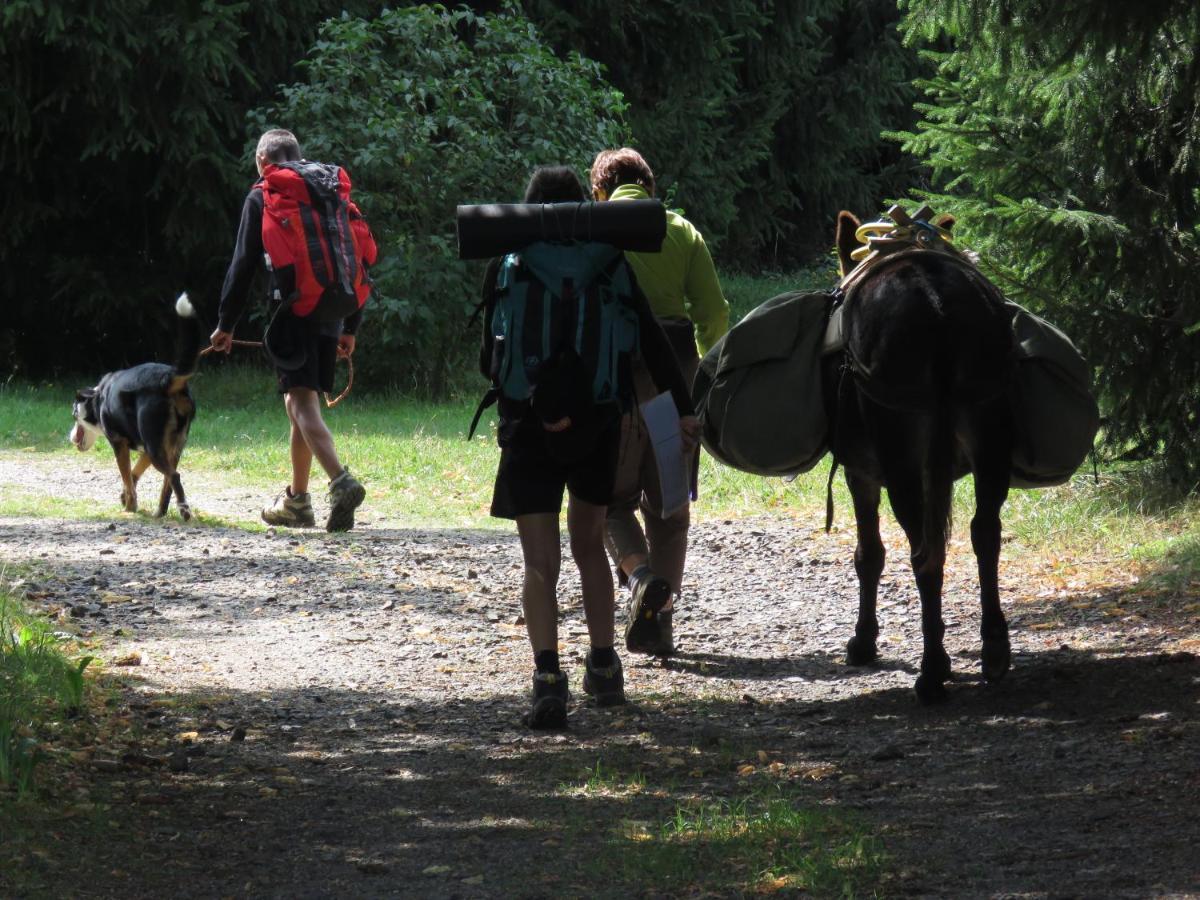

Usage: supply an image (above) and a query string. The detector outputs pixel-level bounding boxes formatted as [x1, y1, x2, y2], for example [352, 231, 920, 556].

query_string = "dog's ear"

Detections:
[835, 210, 861, 278]
[75, 387, 97, 403]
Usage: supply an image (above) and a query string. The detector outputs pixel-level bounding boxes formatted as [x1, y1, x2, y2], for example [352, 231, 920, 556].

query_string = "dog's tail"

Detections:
[169, 292, 207, 394]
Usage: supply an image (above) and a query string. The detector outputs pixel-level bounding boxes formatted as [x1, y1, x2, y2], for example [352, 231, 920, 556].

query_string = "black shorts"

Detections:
[266, 312, 338, 394]
[490, 410, 622, 519]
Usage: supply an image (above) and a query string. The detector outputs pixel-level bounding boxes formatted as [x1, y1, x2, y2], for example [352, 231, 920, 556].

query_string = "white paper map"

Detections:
[640, 391, 689, 519]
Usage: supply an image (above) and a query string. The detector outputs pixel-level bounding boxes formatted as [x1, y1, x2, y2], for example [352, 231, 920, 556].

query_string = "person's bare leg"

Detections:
[285, 388, 343, 487]
[515, 513, 561, 653]
[569, 496, 615, 648]
[284, 398, 315, 495]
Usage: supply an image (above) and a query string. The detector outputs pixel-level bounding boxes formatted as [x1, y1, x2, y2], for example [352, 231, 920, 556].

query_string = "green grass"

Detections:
[598, 786, 886, 897]
[722, 259, 841, 325]
[0, 583, 93, 794]
[4, 264, 1198, 578]
[6, 363, 1200, 575]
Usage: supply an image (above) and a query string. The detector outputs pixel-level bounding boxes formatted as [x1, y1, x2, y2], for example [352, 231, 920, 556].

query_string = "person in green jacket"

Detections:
[590, 147, 730, 657]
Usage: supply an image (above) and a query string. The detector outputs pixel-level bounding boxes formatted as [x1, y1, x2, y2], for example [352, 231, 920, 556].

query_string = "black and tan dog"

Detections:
[70, 293, 206, 520]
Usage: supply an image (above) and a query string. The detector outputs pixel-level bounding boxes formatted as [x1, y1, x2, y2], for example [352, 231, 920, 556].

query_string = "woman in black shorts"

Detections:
[479, 166, 698, 727]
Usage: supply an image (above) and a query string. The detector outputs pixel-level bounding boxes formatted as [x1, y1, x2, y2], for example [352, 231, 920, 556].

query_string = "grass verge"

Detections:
[0, 579, 94, 795]
[2, 260, 1198, 582]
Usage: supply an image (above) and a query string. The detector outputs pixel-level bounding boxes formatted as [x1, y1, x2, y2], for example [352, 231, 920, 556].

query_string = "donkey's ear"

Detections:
[835, 210, 861, 278]
[933, 213, 956, 233]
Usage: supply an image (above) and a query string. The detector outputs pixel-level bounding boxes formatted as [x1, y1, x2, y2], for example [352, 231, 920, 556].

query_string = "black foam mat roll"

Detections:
[456, 199, 666, 259]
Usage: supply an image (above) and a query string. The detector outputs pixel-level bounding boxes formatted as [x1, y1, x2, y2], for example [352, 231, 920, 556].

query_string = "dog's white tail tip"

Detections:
[176, 292, 195, 317]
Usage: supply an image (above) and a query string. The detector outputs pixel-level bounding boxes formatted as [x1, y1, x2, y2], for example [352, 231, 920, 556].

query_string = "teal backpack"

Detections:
[469, 241, 640, 439]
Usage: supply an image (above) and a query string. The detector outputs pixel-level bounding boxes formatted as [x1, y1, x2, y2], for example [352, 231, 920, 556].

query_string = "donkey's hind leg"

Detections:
[846, 471, 885, 666]
[887, 468, 953, 703]
[969, 412, 1012, 681]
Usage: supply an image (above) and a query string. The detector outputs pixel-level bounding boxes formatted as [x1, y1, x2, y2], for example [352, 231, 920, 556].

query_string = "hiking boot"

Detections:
[261, 487, 315, 528]
[624, 569, 672, 655]
[642, 609, 676, 658]
[326, 468, 366, 532]
[582, 651, 626, 707]
[527, 670, 569, 729]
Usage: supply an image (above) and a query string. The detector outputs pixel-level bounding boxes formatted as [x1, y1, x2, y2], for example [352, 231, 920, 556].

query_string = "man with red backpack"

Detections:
[210, 128, 377, 532]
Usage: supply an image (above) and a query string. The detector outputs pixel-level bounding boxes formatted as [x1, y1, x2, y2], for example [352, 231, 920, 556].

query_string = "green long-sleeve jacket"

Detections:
[611, 184, 730, 356]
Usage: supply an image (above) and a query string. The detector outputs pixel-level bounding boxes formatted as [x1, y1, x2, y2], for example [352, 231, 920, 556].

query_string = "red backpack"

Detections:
[259, 161, 378, 321]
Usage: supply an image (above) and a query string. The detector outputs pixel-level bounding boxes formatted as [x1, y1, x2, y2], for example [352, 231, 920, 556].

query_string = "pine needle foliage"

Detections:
[894, 0, 1200, 484]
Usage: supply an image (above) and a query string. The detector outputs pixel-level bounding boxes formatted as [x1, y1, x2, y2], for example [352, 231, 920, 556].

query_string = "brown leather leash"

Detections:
[199, 340, 354, 408]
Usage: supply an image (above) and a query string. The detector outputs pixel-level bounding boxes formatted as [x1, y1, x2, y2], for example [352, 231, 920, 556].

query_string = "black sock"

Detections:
[590, 645, 615, 668]
[534, 650, 560, 674]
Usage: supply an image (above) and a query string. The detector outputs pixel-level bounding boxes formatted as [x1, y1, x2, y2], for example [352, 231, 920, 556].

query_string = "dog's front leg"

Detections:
[114, 443, 137, 512]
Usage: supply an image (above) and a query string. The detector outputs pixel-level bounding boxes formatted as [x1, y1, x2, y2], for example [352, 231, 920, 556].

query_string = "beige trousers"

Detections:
[604, 343, 700, 595]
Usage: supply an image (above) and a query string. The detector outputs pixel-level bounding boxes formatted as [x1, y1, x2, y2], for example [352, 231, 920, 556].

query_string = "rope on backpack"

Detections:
[199, 341, 353, 408]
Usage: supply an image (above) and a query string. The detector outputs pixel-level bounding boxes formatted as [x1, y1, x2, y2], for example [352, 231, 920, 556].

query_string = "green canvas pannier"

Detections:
[1006, 302, 1100, 488]
[693, 291, 833, 477]
[693, 286, 1098, 488]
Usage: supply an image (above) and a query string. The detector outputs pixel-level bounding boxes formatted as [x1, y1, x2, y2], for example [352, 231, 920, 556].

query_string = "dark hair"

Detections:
[589, 148, 655, 198]
[256, 129, 301, 163]
[523, 166, 586, 204]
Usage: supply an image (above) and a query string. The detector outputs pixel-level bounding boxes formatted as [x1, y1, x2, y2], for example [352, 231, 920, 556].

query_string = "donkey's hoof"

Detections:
[981, 639, 1011, 682]
[927, 649, 952, 683]
[846, 636, 880, 667]
[915, 673, 949, 704]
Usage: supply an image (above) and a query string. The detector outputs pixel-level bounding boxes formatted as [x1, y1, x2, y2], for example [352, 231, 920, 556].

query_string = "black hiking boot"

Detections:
[527, 670, 569, 729]
[624, 569, 672, 655]
[642, 609, 675, 658]
[582, 651, 626, 707]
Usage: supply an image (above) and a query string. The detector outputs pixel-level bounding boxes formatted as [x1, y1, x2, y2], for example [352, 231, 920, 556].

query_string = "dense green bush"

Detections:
[253, 4, 627, 394]
[895, 0, 1200, 482]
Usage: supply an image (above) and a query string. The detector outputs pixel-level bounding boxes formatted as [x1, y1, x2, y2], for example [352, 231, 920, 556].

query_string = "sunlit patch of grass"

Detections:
[558, 758, 649, 798]
[598, 786, 886, 897]
[0, 489, 104, 521]
[722, 262, 840, 324]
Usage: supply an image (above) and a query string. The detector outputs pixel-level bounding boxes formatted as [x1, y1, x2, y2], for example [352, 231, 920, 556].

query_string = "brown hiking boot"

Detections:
[261, 487, 315, 528]
[326, 468, 366, 532]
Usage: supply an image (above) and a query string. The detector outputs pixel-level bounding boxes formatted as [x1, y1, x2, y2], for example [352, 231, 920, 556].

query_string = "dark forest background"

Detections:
[3, 0, 1197, 479]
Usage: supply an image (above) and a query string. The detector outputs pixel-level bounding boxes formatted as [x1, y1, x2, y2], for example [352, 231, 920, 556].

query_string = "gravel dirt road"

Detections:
[1, 454, 1196, 898]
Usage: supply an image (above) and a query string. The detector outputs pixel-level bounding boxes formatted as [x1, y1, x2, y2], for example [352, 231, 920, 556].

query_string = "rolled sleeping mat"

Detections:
[456, 199, 666, 259]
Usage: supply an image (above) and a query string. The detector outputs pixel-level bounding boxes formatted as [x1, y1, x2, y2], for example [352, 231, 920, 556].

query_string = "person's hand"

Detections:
[541, 416, 572, 432]
[337, 333, 356, 359]
[679, 414, 701, 453]
[209, 328, 233, 354]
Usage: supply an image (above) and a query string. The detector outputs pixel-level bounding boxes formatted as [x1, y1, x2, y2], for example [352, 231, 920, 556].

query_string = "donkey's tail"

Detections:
[918, 340, 957, 564]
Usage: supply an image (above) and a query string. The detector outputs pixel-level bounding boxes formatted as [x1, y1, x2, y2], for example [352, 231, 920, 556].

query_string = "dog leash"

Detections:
[199, 341, 354, 408]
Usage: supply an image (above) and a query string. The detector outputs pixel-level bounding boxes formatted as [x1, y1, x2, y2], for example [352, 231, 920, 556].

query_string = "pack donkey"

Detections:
[824, 210, 1015, 702]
